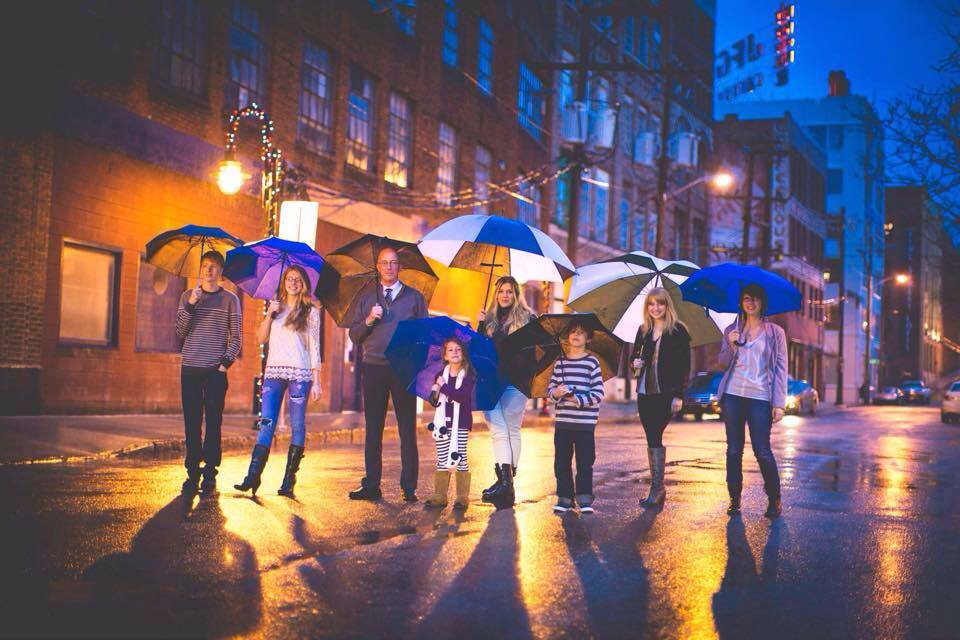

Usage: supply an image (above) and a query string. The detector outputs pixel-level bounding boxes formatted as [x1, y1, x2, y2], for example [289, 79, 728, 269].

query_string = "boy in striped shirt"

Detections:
[547, 321, 604, 513]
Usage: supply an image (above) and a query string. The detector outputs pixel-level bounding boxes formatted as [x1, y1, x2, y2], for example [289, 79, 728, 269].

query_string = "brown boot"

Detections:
[425, 470, 451, 509]
[453, 471, 471, 511]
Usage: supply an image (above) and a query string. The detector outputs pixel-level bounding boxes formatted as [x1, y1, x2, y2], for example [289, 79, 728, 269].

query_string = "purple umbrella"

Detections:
[223, 236, 328, 299]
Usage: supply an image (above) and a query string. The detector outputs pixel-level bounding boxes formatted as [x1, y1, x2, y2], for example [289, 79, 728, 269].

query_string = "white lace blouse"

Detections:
[265, 306, 322, 382]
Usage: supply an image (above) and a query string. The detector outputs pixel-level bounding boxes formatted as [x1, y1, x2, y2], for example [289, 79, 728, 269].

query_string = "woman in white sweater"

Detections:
[235, 265, 321, 498]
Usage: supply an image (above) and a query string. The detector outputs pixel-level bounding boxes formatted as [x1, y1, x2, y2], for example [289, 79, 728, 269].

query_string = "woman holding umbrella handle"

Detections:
[717, 283, 787, 518]
[477, 275, 536, 509]
[630, 288, 691, 508]
[235, 265, 321, 499]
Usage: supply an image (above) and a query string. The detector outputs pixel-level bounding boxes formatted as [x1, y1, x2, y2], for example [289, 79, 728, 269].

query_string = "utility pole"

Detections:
[863, 219, 874, 403]
[653, 14, 673, 256]
[740, 149, 755, 262]
[565, 11, 591, 266]
[761, 152, 776, 267]
[835, 206, 846, 405]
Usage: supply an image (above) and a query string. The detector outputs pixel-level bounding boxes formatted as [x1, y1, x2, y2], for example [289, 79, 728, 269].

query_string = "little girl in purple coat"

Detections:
[425, 337, 476, 511]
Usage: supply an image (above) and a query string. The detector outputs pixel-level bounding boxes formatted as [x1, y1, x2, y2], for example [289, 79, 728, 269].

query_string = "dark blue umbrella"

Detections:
[145, 224, 243, 278]
[224, 236, 327, 300]
[385, 315, 504, 411]
[679, 263, 801, 316]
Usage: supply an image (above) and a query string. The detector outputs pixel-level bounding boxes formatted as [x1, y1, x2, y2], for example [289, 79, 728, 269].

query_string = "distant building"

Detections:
[717, 71, 885, 404]
[881, 186, 943, 388]
[713, 113, 827, 392]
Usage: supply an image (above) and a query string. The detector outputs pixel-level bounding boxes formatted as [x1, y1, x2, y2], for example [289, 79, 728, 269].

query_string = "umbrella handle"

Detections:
[196, 237, 205, 284]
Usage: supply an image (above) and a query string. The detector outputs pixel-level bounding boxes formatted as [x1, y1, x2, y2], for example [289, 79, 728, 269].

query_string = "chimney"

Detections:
[828, 70, 850, 97]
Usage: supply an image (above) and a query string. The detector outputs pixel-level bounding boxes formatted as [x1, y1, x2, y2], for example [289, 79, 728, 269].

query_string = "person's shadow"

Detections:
[75, 494, 262, 637]
[561, 508, 658, 636]
[712, 517, 785, 639]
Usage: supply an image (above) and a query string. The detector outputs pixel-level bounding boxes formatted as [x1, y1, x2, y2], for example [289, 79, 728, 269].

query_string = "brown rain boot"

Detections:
[453, 471, 472, 511]
[425, 470, 451, 509]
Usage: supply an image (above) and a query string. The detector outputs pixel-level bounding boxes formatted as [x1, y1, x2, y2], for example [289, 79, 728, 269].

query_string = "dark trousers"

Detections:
[637, 393, 673, 448]
[554, 428, 596, 500]
[361, 362, 419, 493]
[181, 369, 228, 472]
[722, 393, 780, 499]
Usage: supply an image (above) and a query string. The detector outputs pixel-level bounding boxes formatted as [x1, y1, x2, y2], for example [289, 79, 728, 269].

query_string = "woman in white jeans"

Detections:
[477, 275, 535, 508]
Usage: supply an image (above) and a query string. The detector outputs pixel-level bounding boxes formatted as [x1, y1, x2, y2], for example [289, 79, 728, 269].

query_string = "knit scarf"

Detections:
[432, 365, 465, 469]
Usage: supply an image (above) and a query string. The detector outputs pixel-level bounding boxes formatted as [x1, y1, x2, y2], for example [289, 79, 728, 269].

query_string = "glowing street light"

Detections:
[216, 160, 247, 196]
[709, 170, 735, 191]
[893, 273, 910, 285]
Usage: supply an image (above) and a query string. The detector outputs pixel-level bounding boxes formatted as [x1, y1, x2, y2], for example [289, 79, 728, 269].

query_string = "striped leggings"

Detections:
[435, 429, 469, 471]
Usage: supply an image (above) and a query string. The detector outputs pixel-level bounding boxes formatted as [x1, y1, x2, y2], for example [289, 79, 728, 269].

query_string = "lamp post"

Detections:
[654, 171, 736, 259]
[865, 271, 912, 402]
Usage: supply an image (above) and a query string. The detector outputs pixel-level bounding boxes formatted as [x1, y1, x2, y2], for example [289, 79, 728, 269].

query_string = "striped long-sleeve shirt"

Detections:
[546, 354, 604, 431]
[176, 288, 242, 374]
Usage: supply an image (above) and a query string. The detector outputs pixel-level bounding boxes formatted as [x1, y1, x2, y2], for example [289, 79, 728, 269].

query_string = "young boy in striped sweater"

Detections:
[547, 321, 604, 513]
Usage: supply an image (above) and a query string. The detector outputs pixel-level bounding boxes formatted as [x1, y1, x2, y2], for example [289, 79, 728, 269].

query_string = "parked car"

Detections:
[785, 378, 819, 416]
[900, 379, 932, 405]
[682, 371, 723, 421]
[942, 380, 960, 423]
[873, 386, 904, 405]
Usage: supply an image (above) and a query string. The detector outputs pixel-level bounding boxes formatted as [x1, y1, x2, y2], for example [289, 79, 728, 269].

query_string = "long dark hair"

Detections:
[735, 283, 768, 345]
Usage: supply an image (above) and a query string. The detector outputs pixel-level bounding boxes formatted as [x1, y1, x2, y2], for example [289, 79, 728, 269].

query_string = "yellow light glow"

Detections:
[217, 160, 246, 195]
[710, 171, 735, 191]
[894, 273, 910, 285]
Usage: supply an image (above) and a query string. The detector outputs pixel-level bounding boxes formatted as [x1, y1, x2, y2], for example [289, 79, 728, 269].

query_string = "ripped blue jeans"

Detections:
[256, 378, 311, 447]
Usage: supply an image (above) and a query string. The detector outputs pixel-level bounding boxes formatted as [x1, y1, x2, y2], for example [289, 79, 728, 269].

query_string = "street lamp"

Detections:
[865, 271, 912, 403]
[216, 160, 248, 196]
[663, 169, 736, 201]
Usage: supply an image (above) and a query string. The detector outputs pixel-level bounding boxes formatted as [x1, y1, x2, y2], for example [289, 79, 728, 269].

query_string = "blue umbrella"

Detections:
[679, 263, 802, 316]
[224, 236, 327, 300]
[385, 315, 504, 411]
[145, 224, 243, 278]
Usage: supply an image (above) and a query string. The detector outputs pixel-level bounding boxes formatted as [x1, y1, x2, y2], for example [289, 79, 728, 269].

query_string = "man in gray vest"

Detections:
[348, 246, 428, 501]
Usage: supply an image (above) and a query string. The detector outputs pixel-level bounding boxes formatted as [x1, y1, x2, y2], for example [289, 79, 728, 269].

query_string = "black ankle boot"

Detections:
[481, 464, 502, 498]
[727, 495, 741, 516]
[181, 467, 201, 495]
[199, 466, 218, 496]
[278, 445, 305, 498]
[482, 463, 515, 508]
[764, 496, 782, 518]
[234, 444, 270, 495]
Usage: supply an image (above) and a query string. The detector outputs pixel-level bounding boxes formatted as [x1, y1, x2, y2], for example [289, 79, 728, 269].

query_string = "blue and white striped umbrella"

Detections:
[419, 215, 576, 300]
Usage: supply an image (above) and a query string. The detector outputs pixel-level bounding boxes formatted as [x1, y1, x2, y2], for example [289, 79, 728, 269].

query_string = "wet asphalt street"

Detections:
[2, 404, 959, 639]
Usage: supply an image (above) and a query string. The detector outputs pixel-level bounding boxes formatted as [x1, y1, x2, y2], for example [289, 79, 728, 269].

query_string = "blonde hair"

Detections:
[640, 287, 681, 336]
[280, 265, 314, 334]
[482, 276, 534, 336]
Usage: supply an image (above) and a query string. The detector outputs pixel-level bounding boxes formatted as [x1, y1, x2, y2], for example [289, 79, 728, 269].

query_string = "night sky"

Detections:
[714, 0, 953, 110]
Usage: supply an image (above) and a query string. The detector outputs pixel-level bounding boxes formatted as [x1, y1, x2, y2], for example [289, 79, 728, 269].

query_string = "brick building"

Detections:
[0, 1, 554, 414]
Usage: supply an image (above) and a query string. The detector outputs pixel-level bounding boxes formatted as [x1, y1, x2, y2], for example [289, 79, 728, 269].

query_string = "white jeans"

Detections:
[483, 385, 527, 466]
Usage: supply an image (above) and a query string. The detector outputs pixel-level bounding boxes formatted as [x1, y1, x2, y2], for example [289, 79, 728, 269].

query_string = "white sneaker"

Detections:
[579, 505, 595, 514]
[553, 498, 574, 512]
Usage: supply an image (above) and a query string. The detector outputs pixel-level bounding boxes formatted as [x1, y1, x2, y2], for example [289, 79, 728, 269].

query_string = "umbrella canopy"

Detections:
[317, 235, 438, 327]
[384, 315, 504, 411]
[145, 225, 244, 278]
[418, 214, 576, 307]
[679, 263, 802, 316]
[223, 236, 326, 300]
[567, 251, 735, 347]
[497, 313, 623, 398]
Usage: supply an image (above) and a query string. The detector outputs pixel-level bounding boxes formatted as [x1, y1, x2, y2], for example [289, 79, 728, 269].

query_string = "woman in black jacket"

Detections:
[630, 287, 691, 507]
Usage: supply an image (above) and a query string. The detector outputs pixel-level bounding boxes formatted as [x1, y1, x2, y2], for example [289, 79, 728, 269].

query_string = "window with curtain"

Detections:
[474, 145, 491, 213]
[477, 18, 493, 93]
[224, 0, 265, 109]
[136, 256, 186, 352]
[436, 121, 458, 205]
[442, 0, 458, 66]
[59, 243, 120, 346]
[346, 65, 375, 172]
[385, 92, 412, 188]
[298, 42, 333, 154]
[157, 0, 206, 95]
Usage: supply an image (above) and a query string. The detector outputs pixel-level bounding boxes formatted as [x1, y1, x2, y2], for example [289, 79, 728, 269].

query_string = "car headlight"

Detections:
[785, 395, 798, 408]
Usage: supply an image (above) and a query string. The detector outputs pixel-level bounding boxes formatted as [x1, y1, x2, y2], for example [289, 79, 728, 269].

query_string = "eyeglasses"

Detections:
[378, 260, 400, 267]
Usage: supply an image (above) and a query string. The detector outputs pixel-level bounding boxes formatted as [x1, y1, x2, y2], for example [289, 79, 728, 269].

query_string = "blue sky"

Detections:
[715, 0, 953, 110]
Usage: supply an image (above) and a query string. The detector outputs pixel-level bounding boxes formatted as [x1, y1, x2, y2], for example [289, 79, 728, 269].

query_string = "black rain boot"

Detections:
[764, 495, 782, 518]
[234, 444, 270, 495]
[481, 464, 502, 498]
[727, 491, 742, 516]
[483, 463, 515, 508]
[278, 445, 305, 498]
[199, 465, 218, 496]
[181, 466, 201, 495]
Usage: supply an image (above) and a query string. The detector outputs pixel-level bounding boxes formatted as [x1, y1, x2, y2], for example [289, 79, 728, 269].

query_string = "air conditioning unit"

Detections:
[560, 101, 588, 146]
[670, 132, 699, 167]
[633, 132, 658, 166]
[588, 107, 617, 149]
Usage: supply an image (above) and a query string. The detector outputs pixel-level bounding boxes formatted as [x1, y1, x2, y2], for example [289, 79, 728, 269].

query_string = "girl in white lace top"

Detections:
[235, 265, 322, 499]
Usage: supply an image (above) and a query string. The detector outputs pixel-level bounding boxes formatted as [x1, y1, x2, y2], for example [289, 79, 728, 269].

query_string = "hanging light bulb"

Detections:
[217, 160, 247, 195]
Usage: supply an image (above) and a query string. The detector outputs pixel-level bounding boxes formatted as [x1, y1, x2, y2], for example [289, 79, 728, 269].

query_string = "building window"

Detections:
[829, 125, 845, 150]
[157, 0, 205, 96]
[477, 18, 493, 94]
[59, 242, 120, 346]
[673, 209, 688, 259]
[583, 168, 609, 243]
[692, 221, 706, 265]
[650, 19, 662, 68]
[517, 179, 541, 227]
[623, 15, 648, 63]
[619, 194, 630, 250]
[346, 65, 375, 172]
[298, 42, 333, 154]
[385, 92, 412, 188]
[517, 62, 544, 140]
[474, 145, 491, 213]
[225, 0, 266, 110]
[136, 257, 186, 352]
[827, 168, 843, 194]
[588, 75, 610, 144]
[436, 121, 458, 205]
[442, 0, 458, 66]
[370, 0, 415, 35]
[554, 171, 569, 228]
